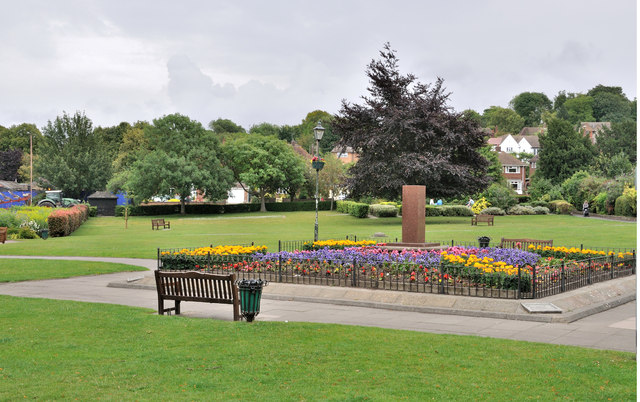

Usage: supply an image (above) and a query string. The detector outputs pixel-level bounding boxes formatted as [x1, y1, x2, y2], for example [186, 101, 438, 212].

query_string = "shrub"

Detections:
[0, 211, 20, 229]
[529, 200, 549, 208]
[369, 204, 398, 217]
[592, 192, 608, 214]
[614, 195, 635, 217]
[483, 183, 517, 210]
[480, 207, 505, 215]
[507, 205, 536, 215]
[440, 205, 474, 217]
[17, 226, 39, 239]
[532, 206, 550, 215]
[425, 205, 441, 216]
[47, 204, 90, 237]
[622, 186, 636, 216]
[471, 197, 490, 215]
[549, 200, 574, 214]
[349, 202, 370, 218]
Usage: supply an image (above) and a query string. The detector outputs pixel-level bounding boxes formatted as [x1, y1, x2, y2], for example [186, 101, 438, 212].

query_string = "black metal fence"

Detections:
[157, 249, 636, 300]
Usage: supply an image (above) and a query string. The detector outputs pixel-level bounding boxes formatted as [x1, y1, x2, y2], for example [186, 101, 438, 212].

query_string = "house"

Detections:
[494, 127, 543, 156]
[330, 145, 359, 164]
[580, 122, 611, 144]
[497, 152, 528, 195]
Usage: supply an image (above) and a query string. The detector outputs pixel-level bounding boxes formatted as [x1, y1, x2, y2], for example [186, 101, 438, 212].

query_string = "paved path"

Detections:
[0, 256, 636, 353]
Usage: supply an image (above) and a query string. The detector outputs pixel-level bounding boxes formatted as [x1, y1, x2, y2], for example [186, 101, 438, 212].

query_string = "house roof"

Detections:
[497, 152, 528, 166]
[87, 191, 117, 199]
[290, 140, 312, 159]
[518, 135, 540, 148]
[580, 122, 611, 131]
[0, 180, 40, 191]
[487, 137, 503, 146]
[518, 127, 545, 136]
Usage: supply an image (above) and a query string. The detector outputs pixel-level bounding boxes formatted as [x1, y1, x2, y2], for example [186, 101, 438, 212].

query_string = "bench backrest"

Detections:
[152, 218, 165, 224]
[0, 226, 7, 234]
[476, 215, 493, 220]
[499, 238, 553, 250]
[155, 270, 238, 304]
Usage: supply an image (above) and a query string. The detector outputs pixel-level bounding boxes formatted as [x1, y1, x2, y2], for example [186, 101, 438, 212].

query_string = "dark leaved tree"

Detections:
[333, 43, 489, 200]
[0, 149, 23, 181]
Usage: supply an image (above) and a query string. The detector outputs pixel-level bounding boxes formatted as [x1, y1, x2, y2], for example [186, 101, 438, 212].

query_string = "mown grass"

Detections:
[0, 259, 147, 282]
[0, 295, 635, 401]
[0, 212, 635, 259]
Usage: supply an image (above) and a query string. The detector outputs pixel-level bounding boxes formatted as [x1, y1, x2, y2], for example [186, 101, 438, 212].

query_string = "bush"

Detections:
[17, 226, 39, 239]
[549, 200, 574, 214]
[471, 197, 490, 215]
[483, 183, 517, 210]
[349, 202, 370, 218]
[529, 200, 549, 208]
[425, 205, 441, 216]
[561, 170, 590, 209]
[592, 192, 608, 214]
[440, 205, 474, 217]
[369, 204, 398, 217]
[532, 206, 550, 215]
[480, 207, 505, 215]
[0, 211, 20, 229]
[507, 205, 536, 215]
[47, 204, 90, 237]
[614, 195, 636, 217]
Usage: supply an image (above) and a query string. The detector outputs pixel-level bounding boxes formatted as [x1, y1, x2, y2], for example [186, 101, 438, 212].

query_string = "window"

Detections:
[506, 166, 519, 173]
[509, 180, 522, 194]
[506, 147, 513, 152]
[338, 152, 348, 158]
[530, 162, 536, 169]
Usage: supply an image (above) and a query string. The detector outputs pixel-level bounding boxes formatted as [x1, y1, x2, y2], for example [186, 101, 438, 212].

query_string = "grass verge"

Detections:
[0, 296, 635, 400]
[0, 259, 147, 282]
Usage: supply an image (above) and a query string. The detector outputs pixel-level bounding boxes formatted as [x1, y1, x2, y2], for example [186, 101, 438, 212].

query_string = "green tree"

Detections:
[592, 152, 634, 178]
[333, 43, 489, 200]
[461, 109, 483, 126]
[596, 121, 637, 164]
[591, 92, 634, 122]
[318, 153, 348, 209]
[482, 183, 517, 210]
[586, 84, 626, 98]
[222, 136, 306, 211]
[107, 122, 151, 194]
[298, 110, 338, 153]
[0, 123, 44, 182]
[478, 146, 504, 185]
[482, 106, 525, 134]
[120, 114, 233, 214]
[93, 122, 131, 163]
[562, 95, 594, 124]
[249, 122, 280, 137]
[208, 118, 246, 134]
[36, 111, 112, 199]
[509, 92, 552, 126]
[538, 117, 596, 183]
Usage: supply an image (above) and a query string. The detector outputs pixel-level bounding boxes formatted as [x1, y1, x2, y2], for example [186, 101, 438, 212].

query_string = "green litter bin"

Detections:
[478, 236, 491, 248]
[237, 279, 268, 322]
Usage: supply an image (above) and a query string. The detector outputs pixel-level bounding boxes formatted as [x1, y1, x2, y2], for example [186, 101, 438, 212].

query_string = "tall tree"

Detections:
[298, 110, 337, 153]
[318, 153, 348, 209]
[120, 114, 233, 214]
[562, 95, 595, 124]
[596, 121, 637, 164]
[222, 136, 306, 211]
[209, 118, 246, 134]
[537, 117, 596, 183]
[36, 112, 112, 199]
[249, 122, 280, 137]
[509, 92, 552, 126]
[333, 43, 489, 200]
[0, 149, 22, 181]
[482, 106, 525, 134]
[591, 92, 634, 122]
[93, 122, 131, 163]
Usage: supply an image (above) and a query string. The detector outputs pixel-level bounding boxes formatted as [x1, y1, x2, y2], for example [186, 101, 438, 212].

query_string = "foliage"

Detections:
[509, 92, 552, 126]
[47, 204, 89, 237]
[0, 148, 22, 180]
[482, 183, 517, 210]
[560, 171, 591, 208]
[482, 106, 525, 134]
[480, 207, 506, 216]
[507, 205, 536, 215]
[223, 135, 306, 212]
[596, 121, 636, 164]
[478, 146, 504, 185]
[208, 118, 246, 134]
[93, 122, 131, 163]
[119, 114, 233, 214]
[548, 200, 574, 214]
[614, 195, 635, 217]
[349, 202, 370, 218]
[36, 111, 112, 199]
[526, 176, 554, 201]
[298, 110, 337, 153]
[537, 117, 595, 183]
[592, 152, 634, 178]
[369, 204, 398, 217]
[333, 43, 489, 200]
[471, 197, 490, 214]
[249, 122, 280, 137]
[532, 206, 550, 215]
[318, 153, 348, 205]
[562, 95, 595, 124]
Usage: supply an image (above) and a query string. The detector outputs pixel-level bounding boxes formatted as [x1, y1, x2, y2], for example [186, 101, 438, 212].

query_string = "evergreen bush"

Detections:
[614, 195, 635, 217]
[549, 200, 574, 214]
[369, 204, 398, 217]
[480, 207, 505, 215]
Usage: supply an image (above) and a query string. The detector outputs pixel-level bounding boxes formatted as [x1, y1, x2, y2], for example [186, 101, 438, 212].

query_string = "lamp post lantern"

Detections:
[313, 121, 325, 242]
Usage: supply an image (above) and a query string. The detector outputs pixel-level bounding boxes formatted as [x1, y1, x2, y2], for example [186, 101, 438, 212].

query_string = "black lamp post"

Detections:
[313, 121, 325, 242]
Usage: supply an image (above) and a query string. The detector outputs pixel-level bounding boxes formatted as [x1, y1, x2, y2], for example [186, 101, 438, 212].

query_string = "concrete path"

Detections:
[0, 255, 636, 353]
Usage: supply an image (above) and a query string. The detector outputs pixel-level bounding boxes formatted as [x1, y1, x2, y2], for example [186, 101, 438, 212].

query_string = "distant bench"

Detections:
[471, 214, 494, 226]
[154, 270, 240, 321]
[0, 226, 6, 244]
[499, 238, 553, 250]
[151, 218, 170, 230]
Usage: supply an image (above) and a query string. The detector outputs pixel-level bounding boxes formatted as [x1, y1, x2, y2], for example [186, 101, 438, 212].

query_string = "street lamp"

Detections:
[313, 121, 325, 242]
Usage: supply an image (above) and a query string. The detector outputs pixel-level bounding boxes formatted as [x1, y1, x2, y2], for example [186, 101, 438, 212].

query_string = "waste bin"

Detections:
[478, 236, 491, 248]
[40, 229, 49, 240]
[237, 279, 268, 322]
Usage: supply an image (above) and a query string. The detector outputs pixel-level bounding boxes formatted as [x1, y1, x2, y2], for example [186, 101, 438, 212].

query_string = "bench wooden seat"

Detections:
[471, 215, 494, 226]
[151, 218, 170, 230]
[0, 227, 7, 244]
[154, 270, 240, 321]
[499, 238, 553, 250]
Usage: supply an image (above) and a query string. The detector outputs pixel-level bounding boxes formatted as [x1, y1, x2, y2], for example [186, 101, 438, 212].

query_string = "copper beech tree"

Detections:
[333, 43, 489, 200]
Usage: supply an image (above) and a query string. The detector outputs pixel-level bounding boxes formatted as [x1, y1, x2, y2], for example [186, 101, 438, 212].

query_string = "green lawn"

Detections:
[0, 259, 147, 282]
[0, 212, 635, 259]
[0, 295, 635, 400]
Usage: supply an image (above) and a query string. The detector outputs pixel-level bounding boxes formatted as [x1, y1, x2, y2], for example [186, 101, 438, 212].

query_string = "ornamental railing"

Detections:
[157, 248, 635, 300]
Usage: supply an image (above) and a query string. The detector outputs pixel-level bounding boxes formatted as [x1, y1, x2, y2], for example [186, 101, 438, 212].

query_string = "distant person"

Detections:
[466, 198, 475, 208]
[583, 200, 589, 217]
[436, 199, 443, 206]
[429, 199, 435, 205]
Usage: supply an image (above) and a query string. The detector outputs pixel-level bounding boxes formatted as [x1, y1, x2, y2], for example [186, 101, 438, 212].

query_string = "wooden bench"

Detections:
[0, 227, 6, 244]
[154, 270, 240, 321]
[499, 238, 553, 250]
[471, 215, 494, 226]
[151, 218, 170, 230]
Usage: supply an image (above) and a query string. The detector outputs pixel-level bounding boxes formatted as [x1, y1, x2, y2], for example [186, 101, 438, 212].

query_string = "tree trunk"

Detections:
[259, 189, 267, 212]
[180, 198, 186, 215]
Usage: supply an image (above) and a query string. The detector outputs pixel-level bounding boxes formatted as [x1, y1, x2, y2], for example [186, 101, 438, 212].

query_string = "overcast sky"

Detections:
[0, 1, 636, 132]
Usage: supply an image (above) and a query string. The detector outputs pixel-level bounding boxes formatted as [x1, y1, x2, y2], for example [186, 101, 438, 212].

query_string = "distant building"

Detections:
[579, 122, 611, 144]
[330, 145, 359, 164]
[497, 152, 529, 195]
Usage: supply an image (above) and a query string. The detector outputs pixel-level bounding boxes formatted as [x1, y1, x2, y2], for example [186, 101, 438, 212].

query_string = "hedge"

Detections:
[614, 195, 636, 217]
[115, 201, 334, 217]
[548, 200, 574, 214]
[47, 204, 89, 237]
[369, 204, 398, 217]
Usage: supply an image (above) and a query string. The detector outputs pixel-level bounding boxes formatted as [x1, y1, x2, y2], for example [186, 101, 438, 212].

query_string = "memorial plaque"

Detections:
[402, 185, 426, 243]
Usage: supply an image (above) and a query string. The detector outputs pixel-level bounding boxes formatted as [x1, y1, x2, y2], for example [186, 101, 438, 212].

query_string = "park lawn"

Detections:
[0, 212, 635, 259]
[0, 295, 635, 401]
[0, 259, 147, 282]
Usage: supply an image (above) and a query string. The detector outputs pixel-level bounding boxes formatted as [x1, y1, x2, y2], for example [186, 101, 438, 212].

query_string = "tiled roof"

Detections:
[497, 152, 528, 166]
